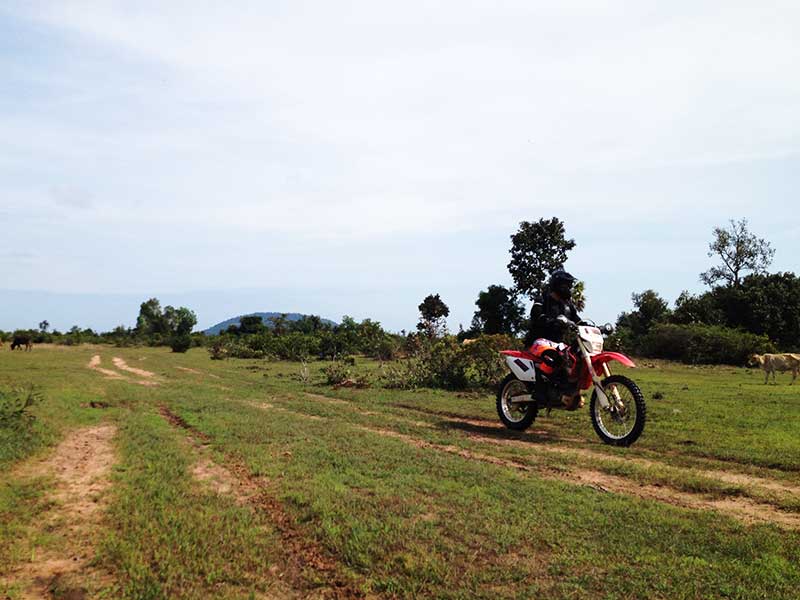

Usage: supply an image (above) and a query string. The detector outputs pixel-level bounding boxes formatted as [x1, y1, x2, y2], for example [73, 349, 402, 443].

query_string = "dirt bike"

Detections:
[497, 316, 646, 446]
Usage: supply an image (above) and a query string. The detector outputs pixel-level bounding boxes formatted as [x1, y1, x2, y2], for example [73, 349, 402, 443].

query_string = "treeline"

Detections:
[612, 220, 796, 364]
[2, 299, 201, 353]
[209, 314, 401, 361]
[5, 217, 792, 371]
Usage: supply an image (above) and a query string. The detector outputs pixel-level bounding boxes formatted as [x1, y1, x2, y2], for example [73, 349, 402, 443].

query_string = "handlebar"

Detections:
[557, 315, 614, 335]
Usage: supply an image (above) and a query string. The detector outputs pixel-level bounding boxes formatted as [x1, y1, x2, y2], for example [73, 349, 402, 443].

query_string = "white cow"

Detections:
[749, 353, 800, 385]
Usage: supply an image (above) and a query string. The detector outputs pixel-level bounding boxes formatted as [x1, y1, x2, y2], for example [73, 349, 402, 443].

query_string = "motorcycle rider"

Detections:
[526, 269, 583, 409]
[527, 269, 581, 344]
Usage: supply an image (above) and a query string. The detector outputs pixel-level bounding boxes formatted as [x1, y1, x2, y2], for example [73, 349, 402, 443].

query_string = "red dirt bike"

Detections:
[497, 317, 646, 446]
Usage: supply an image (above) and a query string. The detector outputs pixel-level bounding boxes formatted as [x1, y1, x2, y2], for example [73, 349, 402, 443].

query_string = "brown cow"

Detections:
[749, 353, 800, 385]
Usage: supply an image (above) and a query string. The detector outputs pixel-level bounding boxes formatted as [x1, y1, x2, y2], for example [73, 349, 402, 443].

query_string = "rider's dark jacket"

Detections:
[525, 286, 581, 346]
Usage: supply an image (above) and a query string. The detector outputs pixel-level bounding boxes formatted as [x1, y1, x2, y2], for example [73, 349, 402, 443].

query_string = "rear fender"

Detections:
[501, 351, 537, 382]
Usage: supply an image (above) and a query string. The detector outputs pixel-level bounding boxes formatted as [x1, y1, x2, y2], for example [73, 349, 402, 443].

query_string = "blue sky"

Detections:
[1, 1, 798, 333]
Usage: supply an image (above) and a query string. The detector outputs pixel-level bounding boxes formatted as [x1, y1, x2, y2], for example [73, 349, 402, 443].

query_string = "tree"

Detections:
[38, 320, 49, 333]
[571, 280, 587, 313]
[672, 291, 724, 326]
[238, 315, 265, 335]
[137, 298, 166, 335]
[268, 314, 289, 336]
[735, 272, 800, 349]
[136, 298, 196, 339]
[471, 285, 524, 335]
[508, 218, 576, 299]
[700, 218, 774, 288]
[417, 294, 450, 337]
[617, 290, 670, 337]
[164, 306, 197, 336]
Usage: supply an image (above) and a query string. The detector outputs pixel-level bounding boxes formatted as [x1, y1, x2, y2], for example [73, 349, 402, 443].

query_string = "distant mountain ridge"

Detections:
[202, 312, 336, 335]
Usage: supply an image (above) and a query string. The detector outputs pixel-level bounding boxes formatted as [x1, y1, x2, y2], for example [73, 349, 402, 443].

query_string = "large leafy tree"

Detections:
[508, 218, 576, 299]
[137, 298, 197, 338]
[700, 218, 774, 288]
[417, 294, 450, 337]
[164, 306, 197, 336]
[471, 285, 524, 335]
[616, 290, 670, 337]
[137, 298, 166, 334]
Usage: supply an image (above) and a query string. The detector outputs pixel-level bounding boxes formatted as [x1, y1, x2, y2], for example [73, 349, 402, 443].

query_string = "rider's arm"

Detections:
[537, 295, 568, 338]
[569, 301, 582, 324]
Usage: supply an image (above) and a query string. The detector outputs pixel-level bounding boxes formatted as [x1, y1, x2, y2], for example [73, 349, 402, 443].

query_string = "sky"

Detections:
[1, 1, 798, 333]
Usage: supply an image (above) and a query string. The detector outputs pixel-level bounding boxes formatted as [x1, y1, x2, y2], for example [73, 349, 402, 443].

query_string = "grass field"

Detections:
[1, 345, 799, 599]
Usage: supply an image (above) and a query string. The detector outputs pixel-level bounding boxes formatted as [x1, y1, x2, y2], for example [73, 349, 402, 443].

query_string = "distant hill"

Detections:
[202, 312, 336, 335]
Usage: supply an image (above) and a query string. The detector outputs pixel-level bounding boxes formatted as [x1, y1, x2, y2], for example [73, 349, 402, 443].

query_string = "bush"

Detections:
[208, 339, 228, 360]
[169, 334, 192, 353]
[373, 336, 399, 361]
[0, 386, 41, 428]
[381, 334, 514, 390]
[380, 360, 427, 389]
[639, 323, 774, 365]
[322, 362, 350, 385]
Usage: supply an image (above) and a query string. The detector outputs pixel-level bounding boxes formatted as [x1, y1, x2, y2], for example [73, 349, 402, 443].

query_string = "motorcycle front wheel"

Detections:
[496, 374, 537, 431]
[590, 375, 646, 447]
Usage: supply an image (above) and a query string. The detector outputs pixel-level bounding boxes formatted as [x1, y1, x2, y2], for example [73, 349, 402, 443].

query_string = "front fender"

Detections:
[592, 351, 636, 370]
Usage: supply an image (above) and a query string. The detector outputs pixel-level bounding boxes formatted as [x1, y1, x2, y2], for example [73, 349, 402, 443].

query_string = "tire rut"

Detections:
[158, 406, 367, 599]
[355, 423, 800, 529]
[299, 393, 800, 528]
[1, 425, 117, 598]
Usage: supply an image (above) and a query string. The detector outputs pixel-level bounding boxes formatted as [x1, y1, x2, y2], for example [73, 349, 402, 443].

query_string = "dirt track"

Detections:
[2, 425, 117, 598]
[298, 393, 800, 529]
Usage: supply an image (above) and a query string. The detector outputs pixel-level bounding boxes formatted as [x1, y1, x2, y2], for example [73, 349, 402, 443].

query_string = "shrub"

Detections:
[0, 386, 41, 428]
[381, 334, 513, 390]
[380, 358, 429, 390]
[324, 362, 352, 386]
[169, 334, 192, 353]
[424, 337, 468, 389]
[208, 339, 228, 360]
[639, 323, 774, 365]
[373, 336, 399, 361]
[460, 335, 512, 388]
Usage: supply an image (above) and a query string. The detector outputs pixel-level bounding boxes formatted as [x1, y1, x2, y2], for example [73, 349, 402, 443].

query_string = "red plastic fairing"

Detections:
[500, 350, 539, 361]
[592, 351, 636, 370]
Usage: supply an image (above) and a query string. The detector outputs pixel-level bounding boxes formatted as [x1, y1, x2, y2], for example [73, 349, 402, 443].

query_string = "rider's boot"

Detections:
[533, 380, 548, 405]
[561, 393, 585, 411]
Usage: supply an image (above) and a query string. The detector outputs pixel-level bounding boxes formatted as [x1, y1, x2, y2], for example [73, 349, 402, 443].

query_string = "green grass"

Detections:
[1, 346, 799, 598]
[99, 411, 286, 600]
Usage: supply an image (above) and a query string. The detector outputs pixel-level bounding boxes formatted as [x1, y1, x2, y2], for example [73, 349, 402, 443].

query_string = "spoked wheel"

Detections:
[496, 374, 537, 431]
[590, 375, 646, 446]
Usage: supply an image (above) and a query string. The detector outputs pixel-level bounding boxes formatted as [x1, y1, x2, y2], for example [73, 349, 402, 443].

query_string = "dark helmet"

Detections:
[548, 269, 577, 300]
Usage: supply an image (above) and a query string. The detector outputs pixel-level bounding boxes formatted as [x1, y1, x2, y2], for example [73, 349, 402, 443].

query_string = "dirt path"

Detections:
[112, 357, 156, 379]
[175, 366, 221, 379]
[86, 355, 158, 387]
[298, 392, 800, 529]
[158, 406, 365, 598]
[2, 425, 117, 598]
[355, 422, 800, 529]
[305, 393, 800, 499]
[87, 355, 126, 380]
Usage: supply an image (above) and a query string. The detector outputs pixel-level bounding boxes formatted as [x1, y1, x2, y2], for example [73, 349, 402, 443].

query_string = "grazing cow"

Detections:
[10, 335, 32, 352]
[749, 353, 800, 385]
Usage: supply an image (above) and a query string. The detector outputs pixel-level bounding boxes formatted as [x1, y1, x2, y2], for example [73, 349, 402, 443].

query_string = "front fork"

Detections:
[581, 344, 623, 411]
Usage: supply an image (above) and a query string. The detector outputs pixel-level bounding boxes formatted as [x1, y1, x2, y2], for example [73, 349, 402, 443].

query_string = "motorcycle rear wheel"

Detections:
[590, 375, 646, 447]
[496, 374, 537, 431]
